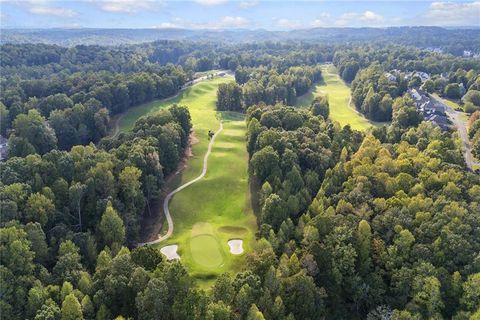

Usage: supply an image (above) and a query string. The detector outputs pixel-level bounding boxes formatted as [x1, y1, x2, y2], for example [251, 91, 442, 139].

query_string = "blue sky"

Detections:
[1, 1, 479, 29]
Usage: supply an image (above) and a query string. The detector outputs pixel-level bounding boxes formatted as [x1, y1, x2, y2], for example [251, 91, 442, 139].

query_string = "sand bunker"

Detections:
[160, 245, 180, 260]
[227, 239, 244, 255]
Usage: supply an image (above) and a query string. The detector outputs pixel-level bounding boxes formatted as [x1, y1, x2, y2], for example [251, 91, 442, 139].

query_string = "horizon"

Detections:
[2, 25, 480, 30]
[1, 1, 479, 30]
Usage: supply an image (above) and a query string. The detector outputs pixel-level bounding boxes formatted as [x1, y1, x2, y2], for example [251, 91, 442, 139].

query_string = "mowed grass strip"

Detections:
[295, 64, 387, 131]
[162, 116, 256, 287]
[123, 77, 256, 287]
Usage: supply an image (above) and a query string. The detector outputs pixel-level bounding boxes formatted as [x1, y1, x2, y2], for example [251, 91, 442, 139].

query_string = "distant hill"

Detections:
[1, 27, 480, 53]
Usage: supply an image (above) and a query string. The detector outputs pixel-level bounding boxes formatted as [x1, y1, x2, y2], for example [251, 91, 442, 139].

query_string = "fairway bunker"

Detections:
[190, 234, 224, 268]
[227, 239, 244, 255]
[160, 245, 180, 260]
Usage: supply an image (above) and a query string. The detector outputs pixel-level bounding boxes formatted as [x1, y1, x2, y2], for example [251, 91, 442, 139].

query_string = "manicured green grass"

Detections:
[190, 234, 224, 268]
[118, 76, 256, 287]
[295, 64, 387, 131]
[160, 113, 256, 287]
[120, 77, 227, 132]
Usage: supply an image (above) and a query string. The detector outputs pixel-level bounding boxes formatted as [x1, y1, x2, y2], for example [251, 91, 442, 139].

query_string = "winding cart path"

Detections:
[138, 121, 223, 246]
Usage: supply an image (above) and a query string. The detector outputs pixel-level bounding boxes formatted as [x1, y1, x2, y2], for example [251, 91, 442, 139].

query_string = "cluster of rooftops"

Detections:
[384, 69, 431, 83]
[408, 88, 450, 131]
[383, 69, 452, 131]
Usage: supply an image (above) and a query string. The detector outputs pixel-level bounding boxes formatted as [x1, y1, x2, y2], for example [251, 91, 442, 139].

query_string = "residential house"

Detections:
[408, 88, 449, 131]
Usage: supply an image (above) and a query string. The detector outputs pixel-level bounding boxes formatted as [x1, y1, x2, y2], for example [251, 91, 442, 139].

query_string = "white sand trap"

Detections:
[160, 245, 180, 260]
[227, 239, 244, 255]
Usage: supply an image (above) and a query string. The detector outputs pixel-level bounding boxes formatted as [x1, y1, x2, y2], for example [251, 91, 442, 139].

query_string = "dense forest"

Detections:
[469, 111, 480, 158]
[1, 35, 480, 320]
[3, 27, 480, 55]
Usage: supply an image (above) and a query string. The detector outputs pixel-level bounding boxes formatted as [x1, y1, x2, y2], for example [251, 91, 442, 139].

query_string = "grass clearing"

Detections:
[118, 76, 256, 288]
[295, 64, 388, 131]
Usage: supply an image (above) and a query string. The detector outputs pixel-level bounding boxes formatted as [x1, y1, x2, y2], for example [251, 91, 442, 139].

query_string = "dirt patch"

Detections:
[138, 131, 199, 242]
[187, 133, 199, 157]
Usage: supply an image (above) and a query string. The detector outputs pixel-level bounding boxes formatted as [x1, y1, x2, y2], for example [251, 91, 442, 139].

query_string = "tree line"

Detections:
[469, 111, 480, 159]
[0, 105, 194, 319]
[244, 97, 480, 318]
[217, 65, 323, 112]
[1, 66, 187, 154]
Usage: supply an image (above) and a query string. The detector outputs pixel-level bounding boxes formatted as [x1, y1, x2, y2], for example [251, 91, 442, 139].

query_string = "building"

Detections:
[408, 89, 449, 131]
[403, 71, 430, 82]
[415, 71, 430, 82]
[0, 135, 8, 161]
[425, 114, 450, 131]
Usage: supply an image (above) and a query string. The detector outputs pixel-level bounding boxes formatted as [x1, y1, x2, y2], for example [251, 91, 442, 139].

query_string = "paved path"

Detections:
[138, 121, 224, 246]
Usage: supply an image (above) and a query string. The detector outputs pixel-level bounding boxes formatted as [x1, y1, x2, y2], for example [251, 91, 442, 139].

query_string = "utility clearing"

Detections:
[296, 64, 387, 131]
[120, 76, 256, 287]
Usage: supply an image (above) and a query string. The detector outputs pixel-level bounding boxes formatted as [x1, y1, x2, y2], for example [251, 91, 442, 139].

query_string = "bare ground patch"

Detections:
[138, 131, 199, 242]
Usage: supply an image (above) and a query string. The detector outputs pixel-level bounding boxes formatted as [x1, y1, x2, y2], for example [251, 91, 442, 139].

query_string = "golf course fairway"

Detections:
[118, 76, 256, 287]
[295, 64, 386, 131]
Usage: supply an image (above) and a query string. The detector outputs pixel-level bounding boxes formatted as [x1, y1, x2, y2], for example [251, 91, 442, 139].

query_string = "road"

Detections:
[138, 121, 224, 246]
[431, 95, 480, 170]
[110, 70, 232, 138]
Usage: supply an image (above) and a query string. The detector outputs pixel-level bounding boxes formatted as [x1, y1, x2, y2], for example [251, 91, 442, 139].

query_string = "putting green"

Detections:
[295, 64, 387, 131]
[190, 234, 224, 268]
[118, 76, 257, 287]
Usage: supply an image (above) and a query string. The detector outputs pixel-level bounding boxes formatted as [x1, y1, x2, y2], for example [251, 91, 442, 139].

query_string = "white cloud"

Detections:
[194, 0, 227, 6]
[155, 22, 182, 29]
[311, 12, 331, 27]
[311, 19, 326, 28]
[217, 16, 249, 28]
[4, 0, 77, 17]
[336, 10, 384, 26]
[423, 1, 480, 26]
[29, 6, 76, 17]
[274, 18, 302, 29]
[155, 16, 249, 29]
[97, 0, 157, 13]
[239, 0, 258, 9]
